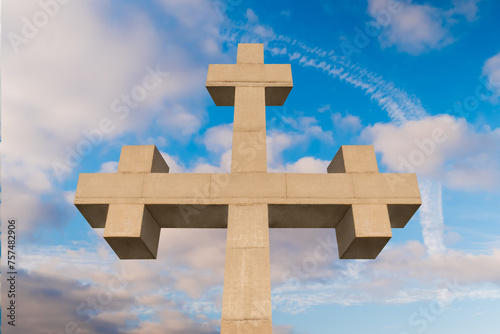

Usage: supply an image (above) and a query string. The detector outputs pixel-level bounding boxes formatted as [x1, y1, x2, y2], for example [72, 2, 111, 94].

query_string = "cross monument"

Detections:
[75, 43, 421, 333]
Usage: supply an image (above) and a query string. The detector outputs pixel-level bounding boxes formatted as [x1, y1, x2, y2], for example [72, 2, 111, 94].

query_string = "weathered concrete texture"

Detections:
[231, 131, 267, 173]
[220, 320, 272, 334]
[336, 204, 392, 259]
[117, 145, 169, 173]
[233, 87, 266, 132]
[328, 145, 379, 173]
[104, 204, 161, 259]
[237, 43, 264, 63]
[221, 204, 272, 334]
[76, 172, 420, 204]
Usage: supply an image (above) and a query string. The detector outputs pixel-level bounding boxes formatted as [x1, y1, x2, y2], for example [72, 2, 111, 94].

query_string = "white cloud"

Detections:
[450, 0, 481, 22]
[362, 115, 500, 191]
[98, 161, 119, 173]
[196, 116, 333, 172]
[367, 0, 481, 55]
[274, 157, 330, 173]
[62, 191, 76, 205]
[419, 181, 446, 255]
[202, 123, 233, 153]
[267, 116, 333, 168]
[162, 105, 202, 139]
[2, 0, 228, 233]
[224, 7, 276, 45]
[482, 51, 500, 102]
[331, 111, 362, 133]
[161, 152, 187, 173]
[191, 150, 232, 173]
[271, 239, 500, 313]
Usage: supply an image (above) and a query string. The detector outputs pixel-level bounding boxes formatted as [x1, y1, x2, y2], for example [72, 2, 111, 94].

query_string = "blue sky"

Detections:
[2, 0, 500, 333]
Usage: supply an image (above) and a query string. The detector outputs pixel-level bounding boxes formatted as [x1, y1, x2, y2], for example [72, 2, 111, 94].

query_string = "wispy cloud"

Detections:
[270, 36, 428, 124]
[419, 181, 446, 255]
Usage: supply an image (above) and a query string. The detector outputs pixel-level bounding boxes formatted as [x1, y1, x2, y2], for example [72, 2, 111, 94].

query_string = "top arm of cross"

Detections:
[206, 43, 293, 106]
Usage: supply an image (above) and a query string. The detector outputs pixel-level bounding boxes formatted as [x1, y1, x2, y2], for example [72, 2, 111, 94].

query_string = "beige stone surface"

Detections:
[142, 173, 211, 199]
[76, 173, 144, 198]
[75, 43, 423, 333]
[210, 173, 286, 199]
[233, 87, 266, 132]
[220, 320, 272, 334]
[336, 204, 392, 259]
[206, 42, 292, 107]
[117, 145, 169, 173]
[103, 204, 161, 259]
[352, 173, 420, 198]
[328, 145, 379, 173]
[231, 131, 267, 173]
[222, 204, 272, 330]
[206, 64, 292, 88]
[237, 43, 264, 64]
[285, 173, 354, 198]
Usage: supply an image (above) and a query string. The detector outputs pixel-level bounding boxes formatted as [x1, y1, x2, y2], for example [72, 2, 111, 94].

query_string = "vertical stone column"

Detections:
[231, 86, 267, 173]
[221, 204, 272, 334]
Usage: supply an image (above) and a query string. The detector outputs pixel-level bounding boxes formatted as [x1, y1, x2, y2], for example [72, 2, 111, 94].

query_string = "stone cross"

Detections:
[74, 43, 421, 334]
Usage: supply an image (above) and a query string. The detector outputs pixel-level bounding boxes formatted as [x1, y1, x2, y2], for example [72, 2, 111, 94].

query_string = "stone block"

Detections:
[117, 145, 169, 173]
[103, 204, 161, 259]
[237, 43, 264, 64]
[328, 145, 379, 173]
[336, 204, 392, 259]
